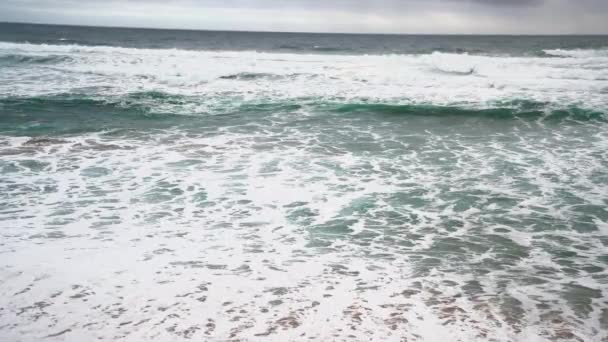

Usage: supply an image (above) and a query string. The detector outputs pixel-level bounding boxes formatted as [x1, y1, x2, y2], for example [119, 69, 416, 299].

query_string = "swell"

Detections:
[542, 48, 608, 58]
[0, 93, 605, 122]
[0, 53, 73, 65]
[329, 102, 606, 121]
[312, 46, 353, 53]
[4, 41, 608, 59]
[0, 93, 167, 114]
[218, 72, 311, 81]
[219, 72, 284, 81]
[0, 94, 192, 136]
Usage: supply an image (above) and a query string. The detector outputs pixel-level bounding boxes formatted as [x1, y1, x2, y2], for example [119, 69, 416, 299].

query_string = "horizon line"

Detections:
[2, 20, 608, 37]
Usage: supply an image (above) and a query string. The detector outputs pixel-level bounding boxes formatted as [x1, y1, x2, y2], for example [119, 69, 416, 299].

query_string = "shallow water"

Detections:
[0, 23, 607, 341]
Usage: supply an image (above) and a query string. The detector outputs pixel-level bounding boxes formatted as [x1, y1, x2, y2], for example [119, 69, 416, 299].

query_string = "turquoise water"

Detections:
[0, 23, 607, 341]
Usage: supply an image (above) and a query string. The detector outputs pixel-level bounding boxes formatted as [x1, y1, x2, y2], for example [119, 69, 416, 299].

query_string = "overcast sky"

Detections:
[1, 0, 607, 34]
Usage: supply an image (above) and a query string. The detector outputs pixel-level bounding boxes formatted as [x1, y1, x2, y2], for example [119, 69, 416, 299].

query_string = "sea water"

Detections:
[0, 23, 607, 341]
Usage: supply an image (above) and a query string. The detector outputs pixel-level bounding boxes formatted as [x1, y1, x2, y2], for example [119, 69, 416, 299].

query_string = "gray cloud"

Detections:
[0, 0, 607, 33]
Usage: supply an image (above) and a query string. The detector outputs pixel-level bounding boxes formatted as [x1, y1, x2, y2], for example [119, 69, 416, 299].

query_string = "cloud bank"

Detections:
[1, 0, 607, 34]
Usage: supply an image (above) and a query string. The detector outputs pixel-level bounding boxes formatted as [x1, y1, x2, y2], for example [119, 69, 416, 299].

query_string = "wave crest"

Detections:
[542, 48, 608, 58]
[0, 94, 604, 122]
[0, 53, 73, 65]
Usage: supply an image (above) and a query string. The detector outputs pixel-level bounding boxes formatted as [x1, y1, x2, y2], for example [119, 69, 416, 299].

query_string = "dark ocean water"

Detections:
[1, 22, 608, 56]
[0, 22, 607, 341]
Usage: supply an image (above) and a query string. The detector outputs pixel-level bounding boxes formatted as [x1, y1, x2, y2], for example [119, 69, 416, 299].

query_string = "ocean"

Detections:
[0, 22, 607, 341]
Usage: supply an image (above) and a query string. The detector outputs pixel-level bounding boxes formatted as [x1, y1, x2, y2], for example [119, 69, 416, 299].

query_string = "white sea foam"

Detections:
[1, 42, 607, 112]
[1, 119, 607, 341]
[543, 48, 608, 58]
[1, 42, 607, 341]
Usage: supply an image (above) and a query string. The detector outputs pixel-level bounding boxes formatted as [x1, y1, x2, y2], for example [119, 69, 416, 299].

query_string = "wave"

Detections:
[219, 72, 281, 80]
[0, 94, 604, 123]
[1, 41, 607, 116]
[0, 41, 589, 58]
[0, 93, 196, 136]
[0, 53, 73, 65]
[542, 48, 608, 58]
[329, 102, 605, 121]
[278, 44, 302, 50]
[431, 66, 476, 76]
[218, 72, 309, 81]
[3, 39, 608, 60]
[312, 46, 353, 53]
[0, 94, 150, 115]
[277, 44, 353, 53]
[0, 92, 196, 118]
